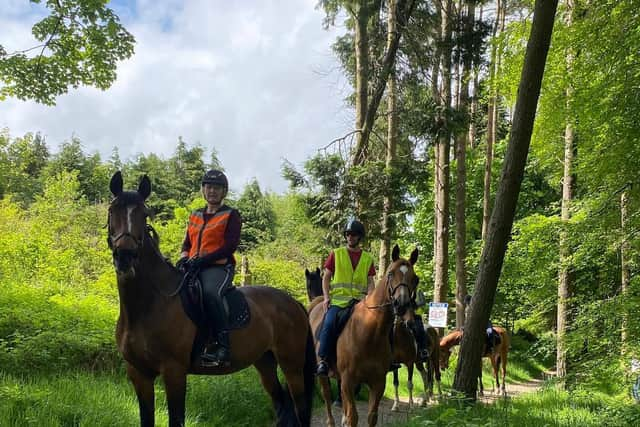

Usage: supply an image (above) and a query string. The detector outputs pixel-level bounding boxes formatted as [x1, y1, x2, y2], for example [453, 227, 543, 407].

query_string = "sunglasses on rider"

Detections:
[345, 231, 360, 237]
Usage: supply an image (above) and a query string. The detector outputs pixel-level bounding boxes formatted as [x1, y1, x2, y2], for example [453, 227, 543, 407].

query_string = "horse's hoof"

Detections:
[391, 402, 399, 412]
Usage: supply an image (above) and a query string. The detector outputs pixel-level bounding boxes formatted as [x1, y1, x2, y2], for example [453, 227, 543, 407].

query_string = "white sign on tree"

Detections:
[428, 302, 448, 328]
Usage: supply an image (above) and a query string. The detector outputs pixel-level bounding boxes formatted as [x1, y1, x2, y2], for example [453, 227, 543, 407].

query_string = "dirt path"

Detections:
[310, 374, 551, 427]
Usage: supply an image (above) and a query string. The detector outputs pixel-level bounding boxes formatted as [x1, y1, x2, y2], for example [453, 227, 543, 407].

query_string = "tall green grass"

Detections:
[397, 386, 640, 427]
[0, 370, 274, 426]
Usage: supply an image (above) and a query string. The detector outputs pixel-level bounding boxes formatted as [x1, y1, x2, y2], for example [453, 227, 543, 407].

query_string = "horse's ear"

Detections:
[305, 268, 310, 277]
[110, 171, 123, 196]
[315, 267, 320, 275]
[138, 175, 151, 200]
[410, 248, 419, 265]
[392, 244, 400, 262]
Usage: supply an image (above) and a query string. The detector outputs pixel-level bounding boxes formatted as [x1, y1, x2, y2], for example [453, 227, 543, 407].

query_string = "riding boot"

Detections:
[201, 293, 232, 367]
[412, 316, 429, 362]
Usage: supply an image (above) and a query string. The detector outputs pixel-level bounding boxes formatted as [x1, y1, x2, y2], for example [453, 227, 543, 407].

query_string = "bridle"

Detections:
[367, 264, 413, 312]
[107, 198, 186, 297]
[106, 199, 152, 252]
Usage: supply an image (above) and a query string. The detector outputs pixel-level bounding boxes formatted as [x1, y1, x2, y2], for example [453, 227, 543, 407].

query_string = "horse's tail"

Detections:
[301, 321, 316, 426]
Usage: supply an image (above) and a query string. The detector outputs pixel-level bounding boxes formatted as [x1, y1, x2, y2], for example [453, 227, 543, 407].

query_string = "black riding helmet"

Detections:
[201, 169, 228, 190]
[343, 219, 365, 238]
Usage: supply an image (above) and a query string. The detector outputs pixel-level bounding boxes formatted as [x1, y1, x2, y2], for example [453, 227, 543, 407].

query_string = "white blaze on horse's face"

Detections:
[388, 262, 414, 320]
[127, 206, 135, 235]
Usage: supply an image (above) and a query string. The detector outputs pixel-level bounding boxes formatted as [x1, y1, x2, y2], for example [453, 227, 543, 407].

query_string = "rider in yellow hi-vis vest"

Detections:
[316, 219, 376, 376]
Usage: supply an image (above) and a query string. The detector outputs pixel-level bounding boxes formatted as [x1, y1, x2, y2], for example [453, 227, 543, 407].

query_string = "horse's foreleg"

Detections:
[391, 368, 400, 412]
[416, 361, 429, 406]
[126, 364, 156, 427]
[340, 376, 358, 427]
[434, 357, 442, 398]
[318, 376, 335, 427]
[366, 377, 385, 427]
[478, 368, 484, 397]
[162, 367, 187, 427]
[407, 363, 415, 409]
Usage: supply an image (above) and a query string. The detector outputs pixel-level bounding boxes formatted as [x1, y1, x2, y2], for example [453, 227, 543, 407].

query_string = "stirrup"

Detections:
[200, 346, 231, 368]
[316, 360, 329, 376]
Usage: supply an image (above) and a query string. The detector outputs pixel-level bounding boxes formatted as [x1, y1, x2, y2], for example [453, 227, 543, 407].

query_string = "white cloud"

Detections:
[0, 0, 353, 194]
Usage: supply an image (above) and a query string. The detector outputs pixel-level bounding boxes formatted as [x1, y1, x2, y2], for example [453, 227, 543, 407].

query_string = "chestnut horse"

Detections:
[390, 320, 442, 411]
[439, 326, 509, 396]
[309, 245, 419, 427]
[107, 172, 314, 427]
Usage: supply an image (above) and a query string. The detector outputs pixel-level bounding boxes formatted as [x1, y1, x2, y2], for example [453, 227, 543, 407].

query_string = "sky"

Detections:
[0, 0, 354, 194]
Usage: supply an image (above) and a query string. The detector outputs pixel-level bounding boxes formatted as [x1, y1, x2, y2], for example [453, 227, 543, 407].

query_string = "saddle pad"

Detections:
[223, 287, 251, 330]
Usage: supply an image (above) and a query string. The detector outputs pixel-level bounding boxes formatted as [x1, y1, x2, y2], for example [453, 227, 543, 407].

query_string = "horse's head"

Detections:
[305, 267, 323, 301]
[107, 171, 153, 275]
[383, 244, 419, 321]
[439, 330, 462, 370]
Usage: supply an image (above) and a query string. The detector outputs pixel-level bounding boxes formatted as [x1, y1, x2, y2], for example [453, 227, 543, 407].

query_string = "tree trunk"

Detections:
[467, 5, 483, 149]
[434, 0, 452, 307]
[455, 0, 475, 328]
[379, 0, 400, 277]
[557, 0, 575, 383]
[353, 2, 370, 167]
[432, 0, 442, 290]
[620, 190, 630, 355]
[353, 0, 416, 167]
[481, 0, 504, 241]
[453, 0, 558, 400]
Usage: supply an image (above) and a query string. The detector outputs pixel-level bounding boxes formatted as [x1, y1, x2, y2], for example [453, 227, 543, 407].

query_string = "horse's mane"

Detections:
[308, 296, 323, 313]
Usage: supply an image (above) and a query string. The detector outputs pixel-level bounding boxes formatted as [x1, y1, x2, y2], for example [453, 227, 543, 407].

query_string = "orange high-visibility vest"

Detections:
[187, 208, 232, 263]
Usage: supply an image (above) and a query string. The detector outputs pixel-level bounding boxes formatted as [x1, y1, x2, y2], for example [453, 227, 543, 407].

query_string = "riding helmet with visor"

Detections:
[343, 219, 365, 238]
[201, 169, 228, 191]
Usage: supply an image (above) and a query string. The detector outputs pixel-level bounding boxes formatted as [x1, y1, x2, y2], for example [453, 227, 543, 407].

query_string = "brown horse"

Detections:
[390, 320, 442, 411]
[309, 245, 419, 427]
[439, 326, 510, 396]
[107, 172, 314, 427]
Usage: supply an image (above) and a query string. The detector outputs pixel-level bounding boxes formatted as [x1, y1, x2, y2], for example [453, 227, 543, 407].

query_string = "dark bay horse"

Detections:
[390, 320, 442, 411]
[439, 326, 510, 396]
[309, 245, 419, 427]
[304, 267, 322, 302]
[107, 172, 314, 427]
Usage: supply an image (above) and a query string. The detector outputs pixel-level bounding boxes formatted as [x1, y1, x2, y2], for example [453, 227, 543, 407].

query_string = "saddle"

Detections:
[484, 328, 501, 354]
[179, 271, 250, 361]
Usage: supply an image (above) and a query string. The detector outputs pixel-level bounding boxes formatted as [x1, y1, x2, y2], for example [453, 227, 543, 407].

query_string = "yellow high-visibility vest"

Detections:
[331, 247, 373, 308]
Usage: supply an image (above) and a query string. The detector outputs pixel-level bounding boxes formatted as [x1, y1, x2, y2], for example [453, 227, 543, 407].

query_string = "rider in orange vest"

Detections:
[177, 169, 242, 367]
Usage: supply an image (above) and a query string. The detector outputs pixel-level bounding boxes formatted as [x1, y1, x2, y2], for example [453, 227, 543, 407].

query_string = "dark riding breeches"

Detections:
[199, 264, 235, 334]
[412, 315, 428, 354]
